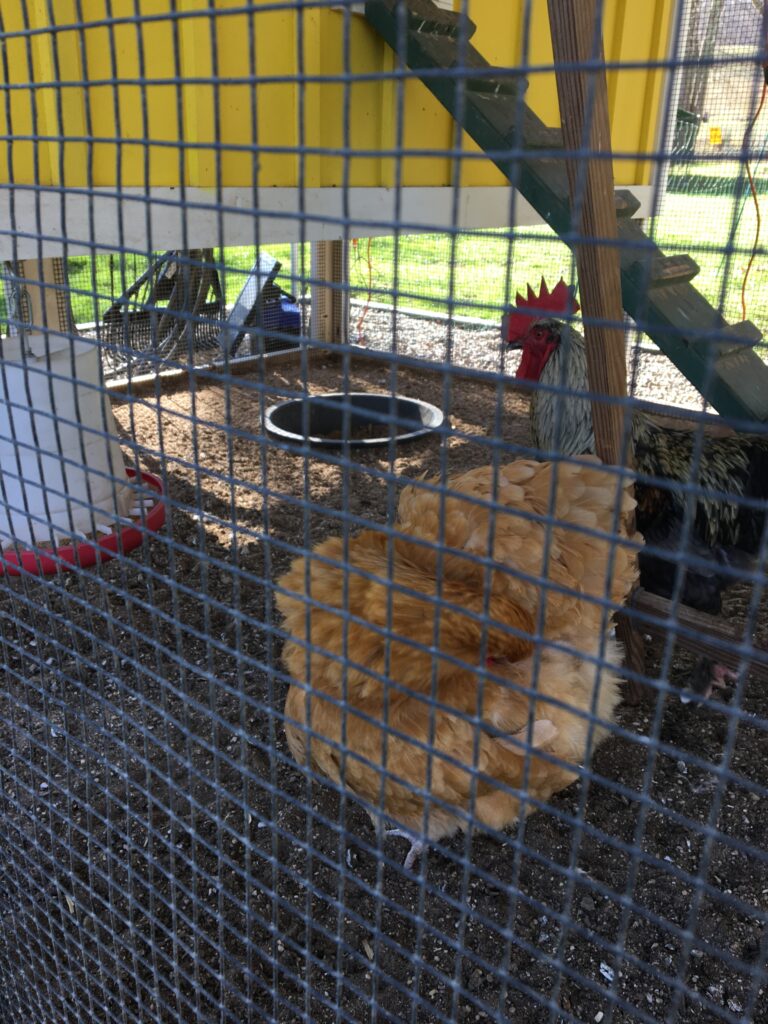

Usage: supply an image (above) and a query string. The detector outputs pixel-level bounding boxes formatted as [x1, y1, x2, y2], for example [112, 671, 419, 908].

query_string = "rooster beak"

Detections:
[502, 312, 524, 349]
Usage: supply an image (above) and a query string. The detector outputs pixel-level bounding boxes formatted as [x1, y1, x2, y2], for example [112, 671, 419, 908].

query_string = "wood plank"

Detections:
[546, 0, 628, 468]
[630, 588, 768, 683]
[546, 0, 647, 696]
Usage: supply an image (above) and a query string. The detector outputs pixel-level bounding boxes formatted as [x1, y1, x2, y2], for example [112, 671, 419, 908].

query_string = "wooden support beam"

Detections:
[547, 0, 646, 695]
[630, 588, 768, 684]
[310, 240, 348, 346]
[546, 0, 628, 467]
[10, 258, 73, 349]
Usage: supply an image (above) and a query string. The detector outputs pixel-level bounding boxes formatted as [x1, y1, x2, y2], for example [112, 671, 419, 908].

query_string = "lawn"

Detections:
[669, 159, 768, 181]
[346, 190, 768, 341]
[347, 229, 575, 321]
[63, 244, 296, 327]
[652, 192, 768, 334]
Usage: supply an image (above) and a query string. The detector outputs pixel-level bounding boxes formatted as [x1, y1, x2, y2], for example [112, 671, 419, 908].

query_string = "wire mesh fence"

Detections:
[658, 0, 768, 343]
[61, 247, 305, 378]
[1, 1, 768, 1023]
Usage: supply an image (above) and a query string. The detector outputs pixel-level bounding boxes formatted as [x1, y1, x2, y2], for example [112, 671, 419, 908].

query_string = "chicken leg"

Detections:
[385, 829, 426, 872]
[680, 659, 738, 703]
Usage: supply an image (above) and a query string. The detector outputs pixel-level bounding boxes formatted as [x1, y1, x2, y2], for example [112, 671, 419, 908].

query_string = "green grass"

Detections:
[348, 192, 768, 343]
[63, 244, 297, 326]
[348, 229, 575, 321]
[669, 159, 768, 180]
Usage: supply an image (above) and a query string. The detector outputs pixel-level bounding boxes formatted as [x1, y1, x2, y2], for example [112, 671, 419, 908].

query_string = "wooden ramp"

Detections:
[364, 0, 768, 425]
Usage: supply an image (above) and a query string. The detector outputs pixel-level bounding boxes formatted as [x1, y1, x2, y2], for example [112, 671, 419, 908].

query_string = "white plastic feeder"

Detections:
[0, 335, 131, 546]
[0, 259, 164, 573]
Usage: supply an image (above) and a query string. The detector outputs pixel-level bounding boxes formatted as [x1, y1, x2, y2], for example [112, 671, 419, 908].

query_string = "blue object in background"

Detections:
[216, 252, 302, 356]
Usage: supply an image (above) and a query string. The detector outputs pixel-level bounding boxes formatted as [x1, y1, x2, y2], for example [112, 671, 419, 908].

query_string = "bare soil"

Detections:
[1, 356, 766, 1024]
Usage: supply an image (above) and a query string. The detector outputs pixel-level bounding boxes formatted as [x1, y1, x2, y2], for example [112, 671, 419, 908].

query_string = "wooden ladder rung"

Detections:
[628, 587, 768, 684]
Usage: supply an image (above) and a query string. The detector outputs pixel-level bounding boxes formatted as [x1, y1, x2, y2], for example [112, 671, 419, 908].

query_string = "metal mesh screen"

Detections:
[660, 0, 768, 344]
[62, 246, 304, 378]
[1, 2, 767, 1023]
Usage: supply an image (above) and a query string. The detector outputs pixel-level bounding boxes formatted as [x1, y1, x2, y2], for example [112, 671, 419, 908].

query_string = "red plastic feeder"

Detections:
[0, 469, 166, 577]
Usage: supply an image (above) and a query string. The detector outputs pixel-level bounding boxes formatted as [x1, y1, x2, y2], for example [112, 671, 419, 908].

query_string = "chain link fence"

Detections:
[1, 2, 768, 1023]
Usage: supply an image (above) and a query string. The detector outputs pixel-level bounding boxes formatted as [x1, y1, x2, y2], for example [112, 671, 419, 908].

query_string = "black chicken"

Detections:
[504, 278, 767, 622]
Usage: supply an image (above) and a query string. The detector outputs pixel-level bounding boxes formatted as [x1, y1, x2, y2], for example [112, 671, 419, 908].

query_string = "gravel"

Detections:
[353, 305, 709, 412]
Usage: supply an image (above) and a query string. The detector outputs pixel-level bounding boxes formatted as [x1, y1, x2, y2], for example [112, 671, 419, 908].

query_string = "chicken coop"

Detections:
[1, 1, 768, 1022]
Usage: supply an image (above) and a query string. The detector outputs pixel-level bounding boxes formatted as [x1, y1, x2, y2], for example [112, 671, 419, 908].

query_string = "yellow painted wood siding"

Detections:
[0, 0, 676, 189]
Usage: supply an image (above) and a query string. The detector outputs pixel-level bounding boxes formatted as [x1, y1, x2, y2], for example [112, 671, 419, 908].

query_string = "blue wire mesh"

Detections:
[1, 2, 767, 1023]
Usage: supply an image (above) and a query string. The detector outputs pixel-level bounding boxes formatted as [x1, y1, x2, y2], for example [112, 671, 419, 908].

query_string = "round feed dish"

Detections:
[265, 393, 443, 447]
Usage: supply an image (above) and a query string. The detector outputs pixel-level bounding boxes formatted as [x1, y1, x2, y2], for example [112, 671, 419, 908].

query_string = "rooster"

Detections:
[277, 458, 638, 869]
[505, 279, 767, 697]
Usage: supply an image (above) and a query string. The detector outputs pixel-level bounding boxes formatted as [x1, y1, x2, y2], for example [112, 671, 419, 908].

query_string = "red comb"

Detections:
[504, 277, 579, 343]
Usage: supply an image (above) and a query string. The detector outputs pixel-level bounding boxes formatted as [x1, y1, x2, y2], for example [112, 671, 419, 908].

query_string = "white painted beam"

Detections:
[0, 185, 655, 259]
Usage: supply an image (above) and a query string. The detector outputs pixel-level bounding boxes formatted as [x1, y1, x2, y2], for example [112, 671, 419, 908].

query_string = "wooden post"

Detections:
[310, 240, 349, 346]
[14, 257, 73, 344]
[546, 0, 627, 466]
[546, 0, 647, 695]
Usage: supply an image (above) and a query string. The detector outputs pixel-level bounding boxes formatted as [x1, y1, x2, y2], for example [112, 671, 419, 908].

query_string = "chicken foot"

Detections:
[680, 660, 738, 703]
[709, 663, 738, 697]
[385, 829, 426, 872]
[384, 719, 559, 871]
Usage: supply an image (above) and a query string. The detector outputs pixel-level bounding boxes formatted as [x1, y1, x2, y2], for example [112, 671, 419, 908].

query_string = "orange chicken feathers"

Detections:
[277, 457, 638, 867]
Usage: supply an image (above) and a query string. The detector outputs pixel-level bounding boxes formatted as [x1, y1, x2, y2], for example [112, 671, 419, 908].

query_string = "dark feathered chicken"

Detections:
[504, 279, 767, 617]
[637, 517, 739, 616]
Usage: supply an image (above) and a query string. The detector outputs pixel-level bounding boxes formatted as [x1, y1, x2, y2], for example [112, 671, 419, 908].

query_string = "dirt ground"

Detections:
[1, 356, 766, 1024]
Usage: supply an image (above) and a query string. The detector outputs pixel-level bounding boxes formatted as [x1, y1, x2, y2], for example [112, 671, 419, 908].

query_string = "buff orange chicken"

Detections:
[277, 457, 638, 868]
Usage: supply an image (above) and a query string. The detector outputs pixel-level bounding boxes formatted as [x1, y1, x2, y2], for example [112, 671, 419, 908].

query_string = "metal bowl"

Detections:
[264, 392, 443, 447]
